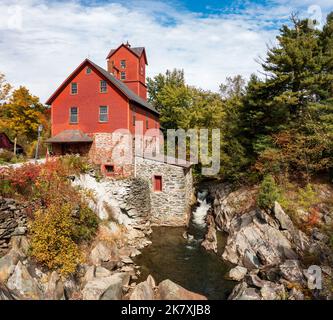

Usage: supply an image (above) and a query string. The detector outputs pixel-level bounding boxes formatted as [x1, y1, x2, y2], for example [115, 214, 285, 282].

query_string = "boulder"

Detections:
[222, 210, 298, 269]
[7, 261, 42, 300]
[245, 274, 267, 288]
[0, 249, 20, 283]
[158, 279, 207, 300]
[130, 275, 155, 300]
[273, 202, 294, 231]
[83, 265, 96, 284]
[89, 241, 119, 268]
[229, 266, 247, 281]
[45, 271, 64, 300]
[121, 256, 134, 265]
[63, 276, 81, 300]
[260, 282, 285, 300]
[201, 215, 217, 253]
[209, 184, 256, 232]
[82, 272, 129, 300]
[279, 260, 305, 284]
[0, 283, 18, 300]
[228, 282, 261, 300]
[10, 236, 29, 257]
[95, 266, 112, 278]
[312, 228, 329, 243]
[84, 265, 112, 283]
[288, 287, 305, 300]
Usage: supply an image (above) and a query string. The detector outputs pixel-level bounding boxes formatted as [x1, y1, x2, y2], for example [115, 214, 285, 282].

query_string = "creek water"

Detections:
[134, 191, 236, 300]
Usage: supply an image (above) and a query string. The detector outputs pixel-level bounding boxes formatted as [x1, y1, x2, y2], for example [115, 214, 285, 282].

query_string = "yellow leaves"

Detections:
[29, 204, 83, 276]
[1, 86, 49, 141]
[0, 72, 12, 102]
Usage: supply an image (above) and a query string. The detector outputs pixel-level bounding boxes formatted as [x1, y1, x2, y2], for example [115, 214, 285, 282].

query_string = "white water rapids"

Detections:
[191, 190, 211, 229]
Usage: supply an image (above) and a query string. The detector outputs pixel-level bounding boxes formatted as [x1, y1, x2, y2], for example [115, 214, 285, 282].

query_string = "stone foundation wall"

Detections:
[106, 178, 151, 223]
[0, 197, 27, 257]
[134, 156, 194, 226]
[89, 133, 134, 177]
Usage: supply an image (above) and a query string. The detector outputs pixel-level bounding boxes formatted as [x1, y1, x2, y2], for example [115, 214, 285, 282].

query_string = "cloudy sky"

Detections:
[0, 0, 332, 102]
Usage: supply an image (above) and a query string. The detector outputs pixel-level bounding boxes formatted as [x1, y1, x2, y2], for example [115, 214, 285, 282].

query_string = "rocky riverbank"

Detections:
[206, 183, 333, 300]
[0, 174, 205, 300]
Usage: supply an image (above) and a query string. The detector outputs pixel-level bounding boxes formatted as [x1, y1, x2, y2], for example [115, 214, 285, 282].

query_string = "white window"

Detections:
[71, 82, 78, 94]
[100, 80, 107, 93]
[99, 106, 108, 122]
[70, 107, 78, 123]
[120, 60, 126, 68]
[86, 67, 92, 74]
[121, 72, 126, 80]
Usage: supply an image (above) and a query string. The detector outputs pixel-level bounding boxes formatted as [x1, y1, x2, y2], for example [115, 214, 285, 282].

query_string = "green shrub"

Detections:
[298, 184, 317, 211]
[72, 204, 99, 242]
[0, 179, 13, 195]
[61, 155, 92, 174]
[257, 174, 281, 209]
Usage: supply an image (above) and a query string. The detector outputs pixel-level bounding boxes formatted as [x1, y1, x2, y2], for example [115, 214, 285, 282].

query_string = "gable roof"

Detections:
[106, 44, 148, 65]
[45, 58, 158, 115]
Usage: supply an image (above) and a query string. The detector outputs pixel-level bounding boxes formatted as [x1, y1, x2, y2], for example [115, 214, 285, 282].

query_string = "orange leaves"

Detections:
[307, 207, 320, 227]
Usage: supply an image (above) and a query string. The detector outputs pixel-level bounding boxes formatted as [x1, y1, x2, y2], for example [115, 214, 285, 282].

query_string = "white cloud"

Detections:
[0, 0, 331, 102]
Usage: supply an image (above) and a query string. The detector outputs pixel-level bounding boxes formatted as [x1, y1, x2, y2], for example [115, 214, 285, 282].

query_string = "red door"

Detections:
[154, 175, 162, 192]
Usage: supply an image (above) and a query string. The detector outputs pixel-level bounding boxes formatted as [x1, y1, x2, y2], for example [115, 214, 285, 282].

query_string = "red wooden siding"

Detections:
[107, 45, 147, 100]
[51, 66, 129, 136]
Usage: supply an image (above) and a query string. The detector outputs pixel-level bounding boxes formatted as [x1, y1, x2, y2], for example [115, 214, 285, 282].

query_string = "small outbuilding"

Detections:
[0, 133, 24, 154]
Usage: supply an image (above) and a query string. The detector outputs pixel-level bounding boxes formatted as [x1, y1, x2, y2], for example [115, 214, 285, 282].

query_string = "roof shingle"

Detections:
[88, 59, 158, 114]
[46, 130, 93, 143]
[106, 46, 145, 60]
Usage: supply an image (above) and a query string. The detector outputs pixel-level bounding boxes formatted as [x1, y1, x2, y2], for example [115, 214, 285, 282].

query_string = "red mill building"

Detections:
[46, 43, 193, 225]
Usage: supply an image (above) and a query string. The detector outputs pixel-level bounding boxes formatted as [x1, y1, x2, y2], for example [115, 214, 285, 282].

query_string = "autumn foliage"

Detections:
[0, 158, 98, 276]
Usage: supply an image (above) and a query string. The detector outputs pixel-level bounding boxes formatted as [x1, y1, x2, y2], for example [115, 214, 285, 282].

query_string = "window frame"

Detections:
[69, 106, 78, 124]
[120, 71, 126, 80]
[99, 105, 109, 123]
[70, 82, 78, 95]
[86, 67, 92, 75]
[100, 80, 108, 93]
[120, 60, 126, 69]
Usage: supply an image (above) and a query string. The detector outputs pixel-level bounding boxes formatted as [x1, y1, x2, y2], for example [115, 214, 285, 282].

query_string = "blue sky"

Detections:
[0, 0, 332, 101]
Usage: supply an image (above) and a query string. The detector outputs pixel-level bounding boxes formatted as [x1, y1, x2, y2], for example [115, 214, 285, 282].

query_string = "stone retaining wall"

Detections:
[0, 197, 27, 257]
[135, 156, 194, 226]
[107, 178, 151, 222]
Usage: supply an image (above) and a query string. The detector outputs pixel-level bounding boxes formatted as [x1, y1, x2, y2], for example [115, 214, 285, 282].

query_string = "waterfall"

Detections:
[191, 190, 211, 229]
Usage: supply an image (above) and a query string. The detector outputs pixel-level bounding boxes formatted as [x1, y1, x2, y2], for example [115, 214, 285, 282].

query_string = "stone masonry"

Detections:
[88, 132, 134, 177]
[135, 156, 194, 226]
[0, 197, 27, 257]
[107, 177, 151, 223]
